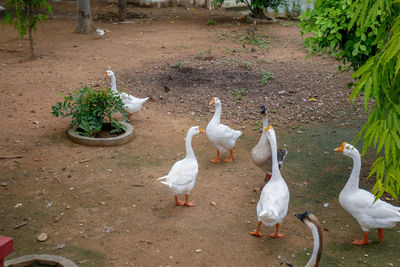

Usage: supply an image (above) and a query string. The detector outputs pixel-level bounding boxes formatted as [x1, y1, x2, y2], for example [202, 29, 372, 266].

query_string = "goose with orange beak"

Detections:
[104, 69, 149, 118]
[157, 126, 205, 207]
[296, 211, 323, 267]
[250, 126, 289, 238]
[206, 97, 242, 163]
[334, 142, 400, 245]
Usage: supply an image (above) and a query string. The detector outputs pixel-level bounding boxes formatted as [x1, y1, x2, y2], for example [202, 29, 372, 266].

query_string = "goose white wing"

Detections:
[216, 124, 241, 139]
[340, 189, 400, 229]
[164, 158, 198, 185]
[120, 92, 145, 103]
[257, 179, 289, 225]
[207, 124, 241, 150]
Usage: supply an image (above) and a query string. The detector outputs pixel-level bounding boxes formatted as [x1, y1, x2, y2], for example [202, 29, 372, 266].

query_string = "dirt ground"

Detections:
[1, 2, 400, 267]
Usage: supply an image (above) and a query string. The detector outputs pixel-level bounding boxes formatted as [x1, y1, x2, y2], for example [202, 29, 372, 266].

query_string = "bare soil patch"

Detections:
[1, 3, 399, 267]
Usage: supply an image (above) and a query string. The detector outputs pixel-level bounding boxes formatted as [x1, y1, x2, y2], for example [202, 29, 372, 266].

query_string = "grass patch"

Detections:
[260, 69, 274, 84]
[232, 88, 248, 101]
[236, 33, 270, 51]
[207, 19, 216, 26]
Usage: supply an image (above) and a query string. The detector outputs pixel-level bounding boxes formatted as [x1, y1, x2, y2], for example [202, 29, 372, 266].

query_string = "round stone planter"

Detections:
[5, 254, 78, 267]
[67, 121, 134, 146]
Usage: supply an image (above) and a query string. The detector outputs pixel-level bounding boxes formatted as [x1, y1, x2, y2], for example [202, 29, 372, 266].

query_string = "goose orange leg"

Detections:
[210, 150, 221, 163]
[352, 232, 371, 245]
[175, 196, 185, 206]
[264, 173, 271, 182]
[269, 223, 285, 238]
[183, 194, 196, 207]
[377, 228, 384, 243]
[223, 149, 234, 163]
[250, 221, 264, 237]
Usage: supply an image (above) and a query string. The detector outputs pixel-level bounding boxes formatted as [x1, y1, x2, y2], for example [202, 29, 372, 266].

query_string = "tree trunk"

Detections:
[28, 26, 35, 58]
[205, 0, 213, 10]
[118, 0, 127, 21]
[76, 0, 92, 34]
[251, 8, 268, 20]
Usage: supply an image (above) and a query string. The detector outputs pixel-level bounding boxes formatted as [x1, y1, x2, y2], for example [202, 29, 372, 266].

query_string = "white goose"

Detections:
[206, 97, 242, 163]
[250, 126, 290, 238]
[105, 69, 149, 118]
[335, 142, 400, 245]
[251, 105, 288, 181]
[296, 211, 323, 267]
[157, 126, 205, 207]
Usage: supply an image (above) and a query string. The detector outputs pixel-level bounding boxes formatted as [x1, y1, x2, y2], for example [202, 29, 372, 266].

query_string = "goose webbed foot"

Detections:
[269, 223, 285, 238]
[264, 173, 271, 182]
[269, 233, 285, 238]
[352, 232, 371, 245]
[210, 150, 221, 163]
[250, 221, 264, 237]
[183, 194, 196, 207]
[250, 231, 264, 237]
[175, 196, 185, 206]
[223, 149, 234, 163]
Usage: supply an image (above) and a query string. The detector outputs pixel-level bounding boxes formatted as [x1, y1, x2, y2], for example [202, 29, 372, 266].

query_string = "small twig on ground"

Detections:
[0, 155, 23, 159]
[14, 222, 27, 229]
[79, 158, 90, 163]
[132, 184, 145, 187]
[277, 254, 295, 267]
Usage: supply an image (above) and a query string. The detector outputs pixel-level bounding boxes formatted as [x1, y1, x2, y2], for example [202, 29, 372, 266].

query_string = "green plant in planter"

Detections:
[51, 86, 128, 137]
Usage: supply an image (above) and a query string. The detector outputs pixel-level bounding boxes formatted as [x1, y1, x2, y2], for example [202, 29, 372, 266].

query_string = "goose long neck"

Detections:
[261, 115, 269, 137]
[185, 131, 195, 159]
[305, 222, 323, 267]
[268, 133, 280, 178]
[211, 103, 222, 124]
[344, 151, 361, 191]
[262, 114, 269, 128]
[110, 74, 117, 93]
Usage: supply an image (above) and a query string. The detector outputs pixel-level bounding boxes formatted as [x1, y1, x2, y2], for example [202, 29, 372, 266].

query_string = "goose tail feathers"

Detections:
[159, 181, 172, 188]
[382, 205, 400, 220]
[157, 175, 168, 181]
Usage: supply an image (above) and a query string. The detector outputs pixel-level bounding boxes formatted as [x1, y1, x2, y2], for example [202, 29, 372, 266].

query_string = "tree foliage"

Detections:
[299, 0, 384, 71]
[349, 0, 400, 199]
[2, 0, 52, 58]
[301, 0, 400, 199]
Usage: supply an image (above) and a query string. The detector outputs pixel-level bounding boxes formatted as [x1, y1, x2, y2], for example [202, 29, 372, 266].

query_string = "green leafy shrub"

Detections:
[299, 0, 384, 70]
[51, 86, 128, 137]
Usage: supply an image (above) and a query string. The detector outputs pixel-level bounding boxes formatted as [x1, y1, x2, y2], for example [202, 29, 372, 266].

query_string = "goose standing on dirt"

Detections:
[157, 126, 205, 207]
[250, 126, 290, 238]
[105, 69, 149, 118]
[334, 142, 400, 245]
[251, 105, 288, 181]
[206, 97, 242, 163]
[295, 211, 323, 267]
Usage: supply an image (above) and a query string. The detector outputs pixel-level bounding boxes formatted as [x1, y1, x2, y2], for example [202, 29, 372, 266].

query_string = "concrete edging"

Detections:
[5, 254, 78, 267]
[67, 121, 134, 146]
